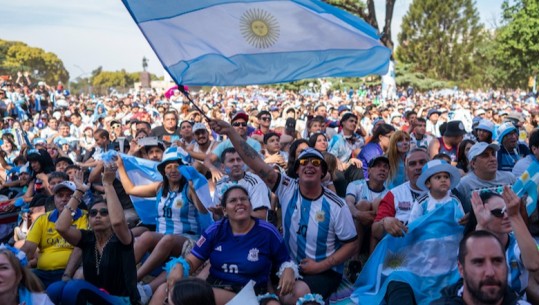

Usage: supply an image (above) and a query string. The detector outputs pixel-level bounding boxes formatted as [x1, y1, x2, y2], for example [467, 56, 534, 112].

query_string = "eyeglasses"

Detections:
[260, 117, 271, 121]
[298, 158, 322, 167]
[490, 207, 506, 218]
[232, 122, 248, 127]
[89, 208, 109, 217]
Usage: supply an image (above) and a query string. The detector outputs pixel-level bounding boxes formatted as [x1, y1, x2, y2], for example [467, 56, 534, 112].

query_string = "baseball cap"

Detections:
[231, 111, 249, 123]
[467, 142, 500, 161]
[192, 122, 207, 133]
[368, 156, 389, 168]
[475, 119, 494, 134]
[53, 181, 77, 194]
[497, 122, 517, 142]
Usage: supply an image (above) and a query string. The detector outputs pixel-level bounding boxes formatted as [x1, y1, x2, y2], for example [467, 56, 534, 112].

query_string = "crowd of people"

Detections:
[0, 73, 538, 305]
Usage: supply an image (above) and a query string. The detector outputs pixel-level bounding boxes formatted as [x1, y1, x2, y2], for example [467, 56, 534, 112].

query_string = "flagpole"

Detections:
[177, 84, 212, 122]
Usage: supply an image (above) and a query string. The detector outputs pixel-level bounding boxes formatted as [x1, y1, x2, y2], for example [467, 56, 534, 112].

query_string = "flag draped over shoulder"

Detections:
[121, 0, 391, 86]
[512, 158, 539, 216]
[351, 202, 464, 305]
[121, 154, 162, 225]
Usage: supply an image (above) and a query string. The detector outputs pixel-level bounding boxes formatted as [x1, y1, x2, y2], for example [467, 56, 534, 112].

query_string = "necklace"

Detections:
[94, 233, 113, 276]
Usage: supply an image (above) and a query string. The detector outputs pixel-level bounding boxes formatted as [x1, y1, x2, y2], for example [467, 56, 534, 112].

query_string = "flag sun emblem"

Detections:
[240, 8, 280, 49]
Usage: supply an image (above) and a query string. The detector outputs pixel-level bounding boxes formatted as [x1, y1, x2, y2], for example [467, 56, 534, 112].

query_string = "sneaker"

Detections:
[137, 283, 152, 305]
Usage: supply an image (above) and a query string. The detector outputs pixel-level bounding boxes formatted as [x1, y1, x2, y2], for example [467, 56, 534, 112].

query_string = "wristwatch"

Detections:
[66, 205, 76, 217]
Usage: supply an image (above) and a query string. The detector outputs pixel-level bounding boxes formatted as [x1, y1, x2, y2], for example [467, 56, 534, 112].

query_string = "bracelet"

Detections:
[165, 256, 190, 278]
[276, 261, 301, 279]
[297, 294, 324, 305]
[75, 189, 85, 194]
[257, 293, 279, 302]
[71, 196, 82, 205]
[66, 205, 76, 213]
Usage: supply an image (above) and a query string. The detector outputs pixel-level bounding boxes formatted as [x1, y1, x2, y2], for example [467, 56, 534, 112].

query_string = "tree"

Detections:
[325, 0, 397, 51]
[493, 0, 539, 88]
[1, 40, 69, 84]
[396, 0, 484, 84]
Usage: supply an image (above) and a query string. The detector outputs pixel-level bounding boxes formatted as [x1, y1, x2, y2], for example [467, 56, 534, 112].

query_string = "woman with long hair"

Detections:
[386, 131, 411, 188]
[47, 166, 140, 304]
[308, 133, 328, 153]
[357, 123, 395, 179]
[116, 147, 211, 300]
[455, 139, 475, 176]
[151, 185, 301, 305]
[0, 245, 53, 305]
[285, 139, 309, 178]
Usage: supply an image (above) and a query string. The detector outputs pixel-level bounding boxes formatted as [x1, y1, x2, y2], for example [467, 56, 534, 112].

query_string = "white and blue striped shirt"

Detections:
[274, 173, 357, 274]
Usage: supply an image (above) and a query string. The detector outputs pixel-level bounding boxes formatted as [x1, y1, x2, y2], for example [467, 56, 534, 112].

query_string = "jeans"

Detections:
[32, 269, 64, 289]
[47, 280, 131, 305]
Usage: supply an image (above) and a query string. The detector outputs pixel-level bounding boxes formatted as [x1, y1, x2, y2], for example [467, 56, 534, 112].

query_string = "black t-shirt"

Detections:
[150, 126, 181, 146]
[77, 230, 140, 304]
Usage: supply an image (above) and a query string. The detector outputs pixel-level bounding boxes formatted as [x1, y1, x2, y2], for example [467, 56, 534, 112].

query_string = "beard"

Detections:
[465, 276, 506, 304]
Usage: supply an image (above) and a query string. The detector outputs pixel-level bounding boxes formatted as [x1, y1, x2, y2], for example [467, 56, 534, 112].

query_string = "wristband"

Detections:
[297, 294, 324, 305]
[165, 256, 190, 278]
[276, 261, 301, 279]
[76, 189, 85, 194]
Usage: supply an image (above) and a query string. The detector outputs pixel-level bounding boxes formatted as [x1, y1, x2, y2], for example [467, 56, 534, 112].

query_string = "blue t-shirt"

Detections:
[191, 218, 289, 290]
[497, 143, 529, 172]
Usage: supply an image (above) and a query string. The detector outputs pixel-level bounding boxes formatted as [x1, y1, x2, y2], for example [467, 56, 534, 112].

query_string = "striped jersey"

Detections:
[345, 179, 388, 203]
[213, 172, 271, 210]
[156, 186, 201, 238]
[506, 233, 528, 297]
[273, 173, 357, 274]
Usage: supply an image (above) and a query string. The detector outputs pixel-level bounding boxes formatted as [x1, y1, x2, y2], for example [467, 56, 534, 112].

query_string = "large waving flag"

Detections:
[351, 202, 464, 305]
[121, 0, 391, 86]
[512, 158, 539, 216]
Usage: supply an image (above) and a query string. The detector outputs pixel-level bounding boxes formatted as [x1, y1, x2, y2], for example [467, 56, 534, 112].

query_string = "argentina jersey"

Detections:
[506, 233, 528, 297]
[275, 173, 357, 274]
[345, 179, 388, 203]
[213, 172, 271, 210]
[156, 186, 200, 238]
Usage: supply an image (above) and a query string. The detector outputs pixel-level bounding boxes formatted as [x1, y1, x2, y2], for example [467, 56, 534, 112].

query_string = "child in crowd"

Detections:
[408, 159, 464, 223]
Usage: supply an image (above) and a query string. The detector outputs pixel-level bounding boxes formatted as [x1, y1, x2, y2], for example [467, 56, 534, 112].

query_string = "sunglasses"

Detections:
[232, 122, 248, 127]
[89, 208, 109, 217]
[298, 158, 322, 167]
[490, 207, 506, 218]
[260, 117, 271, 121]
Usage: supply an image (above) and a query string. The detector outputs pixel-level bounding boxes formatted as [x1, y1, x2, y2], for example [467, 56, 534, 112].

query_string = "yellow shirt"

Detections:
[26, 209, 89, 271]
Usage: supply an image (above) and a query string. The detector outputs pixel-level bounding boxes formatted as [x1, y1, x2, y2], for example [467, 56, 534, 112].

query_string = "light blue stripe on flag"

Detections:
[122, 0, 391, 86]
[512, 158, 539, 215]
[351, 201, 464, 305]
[121, 154, 162, 225]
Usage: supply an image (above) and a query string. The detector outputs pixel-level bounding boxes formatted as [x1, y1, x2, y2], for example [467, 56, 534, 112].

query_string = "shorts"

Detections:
[301, 269, 342, 299]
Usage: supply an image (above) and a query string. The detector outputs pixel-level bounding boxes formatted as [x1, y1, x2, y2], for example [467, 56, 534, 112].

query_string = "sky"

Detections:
[1, 0, 504, 82]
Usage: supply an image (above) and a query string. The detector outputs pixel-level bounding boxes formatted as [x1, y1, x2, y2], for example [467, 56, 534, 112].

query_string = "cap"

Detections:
[443, 120, 466, 137]
[157, 146, 190, 176]
[294, 148, 328, 176]
[416, 160, 461, 191]
[337, 105, 350, 114]
[475, 119, 494, 134]
[53, 181, 77, 194]
[192, 122, 208, 133]
[497, 122, 517, 142]
[467, 142, 500, 161]
[231, 111, 249, 123]
[368, 156, 389, 168]
[55, 156, 74, 166]
[427, 109, 441, 118]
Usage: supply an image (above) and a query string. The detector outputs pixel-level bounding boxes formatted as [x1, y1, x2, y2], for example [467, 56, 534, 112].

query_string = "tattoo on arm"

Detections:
[240, 141, 259, 160]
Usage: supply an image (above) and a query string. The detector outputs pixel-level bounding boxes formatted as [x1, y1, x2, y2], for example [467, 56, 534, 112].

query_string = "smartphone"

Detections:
[138, 136, 158, 147]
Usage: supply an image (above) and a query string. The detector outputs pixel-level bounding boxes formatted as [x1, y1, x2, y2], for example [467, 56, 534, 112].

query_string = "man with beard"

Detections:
[431, 230, 530, 305]
[186, 123, 219, 176]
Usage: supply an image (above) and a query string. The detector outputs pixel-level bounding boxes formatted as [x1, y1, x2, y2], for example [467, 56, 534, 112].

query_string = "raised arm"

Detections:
[209, 119, 278, 189]
[503, 186, 539, 272]
[115, 155, 160, 197]
[103, 163, 132, 245]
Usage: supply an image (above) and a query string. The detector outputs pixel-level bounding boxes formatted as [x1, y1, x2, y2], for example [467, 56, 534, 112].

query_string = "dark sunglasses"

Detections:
[490, 207, 506, 218]
[298, 158, 322, 167]
[89, 208, 109, 217]
[232, 122, 248, 127]
[260, 117, 271, 121]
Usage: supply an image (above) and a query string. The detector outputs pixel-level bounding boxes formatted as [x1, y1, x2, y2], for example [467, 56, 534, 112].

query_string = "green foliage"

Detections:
[493, 0, 539, 88]
[394, 62, 454, 91]
[396, 0, 484, 85]
[324, 0, 365, 17]
[0, 39, 69, 84]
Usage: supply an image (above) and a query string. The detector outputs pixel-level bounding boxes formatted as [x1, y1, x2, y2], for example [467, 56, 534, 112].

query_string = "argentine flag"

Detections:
[102, 152, 214, 225]
[351, 202, 464, 305]
[512, 158, 539, 216]
[122, 0, 391, 86]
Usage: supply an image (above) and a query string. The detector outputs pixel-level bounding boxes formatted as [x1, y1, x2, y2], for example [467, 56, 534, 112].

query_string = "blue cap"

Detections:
[496, 122, 517, 142]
